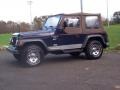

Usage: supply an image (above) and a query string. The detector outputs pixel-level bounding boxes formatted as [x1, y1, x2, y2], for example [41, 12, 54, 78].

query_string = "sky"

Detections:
[0, 0, 119, 23]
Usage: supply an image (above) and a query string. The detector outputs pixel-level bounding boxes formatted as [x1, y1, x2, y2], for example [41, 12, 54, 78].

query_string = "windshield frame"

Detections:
[42, 15, 62, 31]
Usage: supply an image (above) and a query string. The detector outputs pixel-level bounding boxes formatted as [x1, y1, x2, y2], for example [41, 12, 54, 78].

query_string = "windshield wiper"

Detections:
[49, 26, 54, 28]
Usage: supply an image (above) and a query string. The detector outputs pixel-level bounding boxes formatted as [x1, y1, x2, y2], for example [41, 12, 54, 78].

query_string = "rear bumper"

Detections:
[104, 42, 109, 48]
[7, 46, 19, 54]
[106, 42, 109, 47]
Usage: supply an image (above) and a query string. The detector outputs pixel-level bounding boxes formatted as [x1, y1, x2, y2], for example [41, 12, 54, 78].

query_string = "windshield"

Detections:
[43, 15, 61, 30]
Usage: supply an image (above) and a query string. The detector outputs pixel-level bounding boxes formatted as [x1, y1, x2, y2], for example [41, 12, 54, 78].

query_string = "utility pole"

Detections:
[107, 0, 109, 27]
[80, 0, 83, 13]
[27, 0, 33, 24]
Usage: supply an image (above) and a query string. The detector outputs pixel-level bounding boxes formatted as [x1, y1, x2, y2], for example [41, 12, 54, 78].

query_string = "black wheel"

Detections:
[85, 40, 103, 59]
[70, 52, 80, 57]
[13, 54, 21, 61]
[21, 45, 44, 67]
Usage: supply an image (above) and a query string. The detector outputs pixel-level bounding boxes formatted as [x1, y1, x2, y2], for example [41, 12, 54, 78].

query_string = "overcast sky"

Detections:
[0, 0, 119, 23]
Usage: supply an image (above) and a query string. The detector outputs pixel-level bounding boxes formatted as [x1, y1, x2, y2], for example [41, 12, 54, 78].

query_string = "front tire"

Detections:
[13, 54, 21, 61]
[21, 45, 44, 67]
[85, 40, 103, 59]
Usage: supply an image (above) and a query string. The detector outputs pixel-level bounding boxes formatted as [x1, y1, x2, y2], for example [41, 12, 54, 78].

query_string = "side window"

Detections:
[64, 17, 80, 28]
[85, 16, 100, 29]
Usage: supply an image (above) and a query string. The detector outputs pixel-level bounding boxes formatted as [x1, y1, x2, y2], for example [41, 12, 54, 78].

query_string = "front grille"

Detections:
[10, 37, 17, 46]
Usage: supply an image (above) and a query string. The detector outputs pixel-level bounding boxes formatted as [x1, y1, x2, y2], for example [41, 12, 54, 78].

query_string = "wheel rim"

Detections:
[27, 52, 40, 65]
[90, 43, 102, 57]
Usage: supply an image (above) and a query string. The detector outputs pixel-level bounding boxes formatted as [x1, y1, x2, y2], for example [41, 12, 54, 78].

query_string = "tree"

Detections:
[113, 11, 120, 24]
[0, 21, 7, 34]
[0, 20, 31, 34]
[19, 22, 30, 32]
[6, 21, 17, 33]
[33, 16, 48, 30]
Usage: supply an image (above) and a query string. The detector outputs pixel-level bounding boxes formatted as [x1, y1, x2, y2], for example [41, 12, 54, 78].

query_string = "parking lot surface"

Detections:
[0, 51, 120, 90]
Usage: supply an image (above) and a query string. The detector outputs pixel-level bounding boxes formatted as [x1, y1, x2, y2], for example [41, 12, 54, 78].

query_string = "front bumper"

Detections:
[7, 46, 19, 54]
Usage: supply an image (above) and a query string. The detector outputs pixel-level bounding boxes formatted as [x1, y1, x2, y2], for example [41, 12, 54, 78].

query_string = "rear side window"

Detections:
[85, 16, 100, 29]
[64, 17, 80, 28]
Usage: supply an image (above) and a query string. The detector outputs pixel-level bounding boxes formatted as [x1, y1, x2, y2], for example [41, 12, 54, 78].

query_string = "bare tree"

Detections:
[33, 16, 48, 30]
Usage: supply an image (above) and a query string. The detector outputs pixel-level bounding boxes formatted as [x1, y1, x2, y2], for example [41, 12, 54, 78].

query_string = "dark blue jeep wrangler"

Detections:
[7, 13, 109, 67]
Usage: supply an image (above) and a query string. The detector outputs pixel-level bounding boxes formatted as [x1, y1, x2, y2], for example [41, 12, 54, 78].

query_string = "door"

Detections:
[49, 15, 84, 50]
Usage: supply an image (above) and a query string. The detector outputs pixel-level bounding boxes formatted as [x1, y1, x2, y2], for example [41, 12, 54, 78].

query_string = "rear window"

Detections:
[85, 16, 100, 29]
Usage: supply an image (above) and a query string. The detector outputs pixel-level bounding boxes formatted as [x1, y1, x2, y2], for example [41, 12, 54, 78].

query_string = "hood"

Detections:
[13, 30, 54, 38]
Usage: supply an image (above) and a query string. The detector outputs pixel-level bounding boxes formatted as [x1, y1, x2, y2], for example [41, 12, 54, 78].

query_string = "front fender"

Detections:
[19, 39, 48, 50]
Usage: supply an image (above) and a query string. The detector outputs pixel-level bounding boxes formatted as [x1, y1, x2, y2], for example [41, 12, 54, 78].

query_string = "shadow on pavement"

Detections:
[3, 51, 87, 68]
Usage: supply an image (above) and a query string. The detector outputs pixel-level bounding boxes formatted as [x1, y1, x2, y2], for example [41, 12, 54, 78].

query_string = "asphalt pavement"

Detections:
[0, 51, 120, 90]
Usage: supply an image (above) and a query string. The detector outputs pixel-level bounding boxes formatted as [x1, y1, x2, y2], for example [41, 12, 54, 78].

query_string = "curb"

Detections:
[0, 46, 8, 51]
[0, 47, 6, 51]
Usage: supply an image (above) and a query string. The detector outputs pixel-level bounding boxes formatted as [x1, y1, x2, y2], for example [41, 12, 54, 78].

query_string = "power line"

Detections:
[27, 0, 33, 24]
[80, 0, 83, 13]
[107, 0, 109, 27]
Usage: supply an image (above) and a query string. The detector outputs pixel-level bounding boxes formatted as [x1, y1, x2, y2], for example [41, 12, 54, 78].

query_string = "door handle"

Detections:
[52, 36, 58, 40]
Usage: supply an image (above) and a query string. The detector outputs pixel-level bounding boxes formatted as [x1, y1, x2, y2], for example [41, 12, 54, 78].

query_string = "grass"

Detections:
[0, 24, 120, 50]
[0, 33, 11, 47]
[105, 24, 120, 49]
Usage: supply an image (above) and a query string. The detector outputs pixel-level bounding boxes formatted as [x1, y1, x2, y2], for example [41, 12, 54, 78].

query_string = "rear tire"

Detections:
[85, 40, 103, 59]
[21, 45, 44, 67]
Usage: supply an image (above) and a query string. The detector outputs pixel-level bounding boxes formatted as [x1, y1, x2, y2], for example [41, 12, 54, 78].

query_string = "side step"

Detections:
[63, 49, 83, 53]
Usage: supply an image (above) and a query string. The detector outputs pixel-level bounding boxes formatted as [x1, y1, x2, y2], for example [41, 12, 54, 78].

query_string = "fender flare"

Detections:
[20, 39, 48, 50]
[82, 35, 106, 48]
